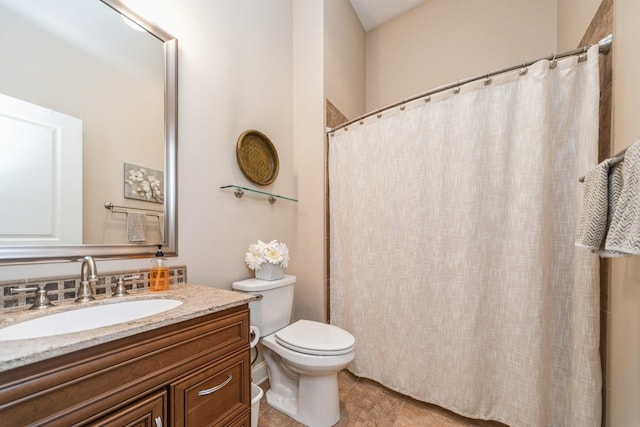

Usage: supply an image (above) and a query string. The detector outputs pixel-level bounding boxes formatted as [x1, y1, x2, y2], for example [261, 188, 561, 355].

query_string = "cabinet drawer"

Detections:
[171, 350, 250, 427]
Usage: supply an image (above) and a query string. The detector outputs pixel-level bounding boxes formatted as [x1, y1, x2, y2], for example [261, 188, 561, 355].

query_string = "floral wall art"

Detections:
[124, 162, 164, 204]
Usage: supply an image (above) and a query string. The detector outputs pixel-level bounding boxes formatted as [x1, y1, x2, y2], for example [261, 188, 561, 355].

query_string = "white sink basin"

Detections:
[0, 299, 183, 341]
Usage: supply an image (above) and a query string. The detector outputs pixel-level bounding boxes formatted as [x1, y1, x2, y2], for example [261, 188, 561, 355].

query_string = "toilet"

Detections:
[232, 275, 355, 427]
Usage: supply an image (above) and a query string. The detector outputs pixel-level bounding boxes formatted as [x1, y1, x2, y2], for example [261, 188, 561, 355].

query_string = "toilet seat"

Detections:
[274, 320, 355, 356]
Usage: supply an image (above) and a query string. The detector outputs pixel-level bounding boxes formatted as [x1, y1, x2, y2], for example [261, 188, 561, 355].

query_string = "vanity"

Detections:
[0, 285, 254, 426]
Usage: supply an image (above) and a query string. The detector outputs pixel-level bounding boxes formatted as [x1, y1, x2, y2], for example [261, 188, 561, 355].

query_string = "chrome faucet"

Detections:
[76, 256, 98, 302]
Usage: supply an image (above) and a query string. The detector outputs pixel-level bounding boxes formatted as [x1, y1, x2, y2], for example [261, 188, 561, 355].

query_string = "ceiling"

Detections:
[349, 0, 427, 31]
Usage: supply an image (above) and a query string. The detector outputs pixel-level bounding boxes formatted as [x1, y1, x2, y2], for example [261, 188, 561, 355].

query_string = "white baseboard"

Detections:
[252, 360, 268, 385]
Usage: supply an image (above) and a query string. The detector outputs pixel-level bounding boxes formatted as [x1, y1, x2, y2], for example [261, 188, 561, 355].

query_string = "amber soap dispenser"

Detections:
[150, 245, 170, 291]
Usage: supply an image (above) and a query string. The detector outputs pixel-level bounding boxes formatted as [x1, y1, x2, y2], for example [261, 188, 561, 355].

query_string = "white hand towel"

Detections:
[604, 141, 640, 254]
[127, 212, 147, 242]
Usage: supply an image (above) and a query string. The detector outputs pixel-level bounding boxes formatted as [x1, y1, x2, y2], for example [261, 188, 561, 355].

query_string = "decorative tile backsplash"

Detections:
[0, 265, 186, 311]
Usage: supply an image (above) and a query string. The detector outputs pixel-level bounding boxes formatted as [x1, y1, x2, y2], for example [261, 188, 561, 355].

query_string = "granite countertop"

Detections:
[0, 284, 255, 373]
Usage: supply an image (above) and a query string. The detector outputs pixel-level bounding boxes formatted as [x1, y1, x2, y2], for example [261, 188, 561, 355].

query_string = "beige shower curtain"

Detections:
[329, 45, 601, 427]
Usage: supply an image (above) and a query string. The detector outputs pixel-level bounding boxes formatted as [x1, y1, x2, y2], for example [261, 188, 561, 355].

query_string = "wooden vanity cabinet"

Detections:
[0, 304, 251, 427]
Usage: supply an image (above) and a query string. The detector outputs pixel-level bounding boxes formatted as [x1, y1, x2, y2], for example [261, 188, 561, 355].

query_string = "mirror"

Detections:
[0, 0, 177, 262]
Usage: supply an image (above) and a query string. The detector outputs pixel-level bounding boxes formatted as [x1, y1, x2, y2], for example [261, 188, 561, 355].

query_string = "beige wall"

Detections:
[0, 0, 329, 325]
[292, 0, 326, 322]
[557, 0, 603, 50]
[167, 0, 299, 290]
[609, 0, 640, 424]
[324, 0, 366, 121]
[0, 0, 300, 289]
[365, 0, 557, 111]
[5, 4, 640, 425]
[0, 4, 164, 245]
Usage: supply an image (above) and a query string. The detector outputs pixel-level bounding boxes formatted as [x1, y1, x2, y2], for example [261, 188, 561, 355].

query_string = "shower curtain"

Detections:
[329, 45, 601, 427]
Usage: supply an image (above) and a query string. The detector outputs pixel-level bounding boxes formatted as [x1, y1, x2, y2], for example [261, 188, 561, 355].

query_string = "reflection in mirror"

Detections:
[0, 0, 177, 262]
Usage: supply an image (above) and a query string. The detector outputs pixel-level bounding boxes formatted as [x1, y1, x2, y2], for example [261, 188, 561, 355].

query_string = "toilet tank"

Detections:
[232, 275, 296, 336]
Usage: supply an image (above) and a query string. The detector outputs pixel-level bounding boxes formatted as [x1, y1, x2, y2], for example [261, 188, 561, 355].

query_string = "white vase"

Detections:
[255, 263, 284, 281]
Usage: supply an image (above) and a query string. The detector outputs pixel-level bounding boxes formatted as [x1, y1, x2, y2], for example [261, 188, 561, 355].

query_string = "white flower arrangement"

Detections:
[244, 240, 289, 271]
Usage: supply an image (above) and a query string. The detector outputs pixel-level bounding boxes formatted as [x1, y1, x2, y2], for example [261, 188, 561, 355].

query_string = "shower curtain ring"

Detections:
[519, 62, 528, 76]
[377, 108, 382, 119]
[577, 46, 588, 62]
[453, 81, 461, 94]
[400, 99, 406, 111]
[549, 53, 558, 69]
[484, 74, 492, 85]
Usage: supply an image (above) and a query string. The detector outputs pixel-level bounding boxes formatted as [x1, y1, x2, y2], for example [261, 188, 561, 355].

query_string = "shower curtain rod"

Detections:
[328, 33, 613, 134]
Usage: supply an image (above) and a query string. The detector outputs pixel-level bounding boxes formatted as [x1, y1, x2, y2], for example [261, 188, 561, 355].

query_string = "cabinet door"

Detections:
[171, 350, 250, 427]
[87, 390, 166, 427]
[227, 410, 251, 427]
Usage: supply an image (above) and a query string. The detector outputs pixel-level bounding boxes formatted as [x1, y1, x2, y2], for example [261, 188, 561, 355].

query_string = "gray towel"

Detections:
[604, 142, 640, 255]
[157, 214, 165, 243]
[127, 212, 147, 242]
[576, 158, 612, 250]
[596, 163, 627, 257]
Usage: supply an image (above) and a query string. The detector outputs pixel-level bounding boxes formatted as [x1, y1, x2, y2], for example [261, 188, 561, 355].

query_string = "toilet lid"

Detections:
[274, 320, 355, 356]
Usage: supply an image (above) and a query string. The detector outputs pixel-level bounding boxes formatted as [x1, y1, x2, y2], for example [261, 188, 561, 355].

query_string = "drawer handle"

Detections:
[198, 374, 233, 396]
[155, 416, 163, 427]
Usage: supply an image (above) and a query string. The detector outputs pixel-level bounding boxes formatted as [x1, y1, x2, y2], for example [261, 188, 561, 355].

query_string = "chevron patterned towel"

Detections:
[576, 158, 613, 251]
[596, 163, 627, 257]
[604, 141, 640, 255]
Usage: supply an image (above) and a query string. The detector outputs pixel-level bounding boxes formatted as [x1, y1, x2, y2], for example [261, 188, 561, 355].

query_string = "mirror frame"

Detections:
[0, 0, 178, 263]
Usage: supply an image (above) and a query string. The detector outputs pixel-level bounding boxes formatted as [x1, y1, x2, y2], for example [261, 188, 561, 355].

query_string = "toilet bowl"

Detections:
[232, 276, 356, 427]
[261, 321, 355, 427]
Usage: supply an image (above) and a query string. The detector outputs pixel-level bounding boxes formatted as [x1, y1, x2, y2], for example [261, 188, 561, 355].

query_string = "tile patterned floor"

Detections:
[256, 370, 508, 427]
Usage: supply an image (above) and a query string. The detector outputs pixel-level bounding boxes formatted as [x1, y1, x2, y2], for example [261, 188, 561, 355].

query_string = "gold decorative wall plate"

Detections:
[236, 130, 279, 185]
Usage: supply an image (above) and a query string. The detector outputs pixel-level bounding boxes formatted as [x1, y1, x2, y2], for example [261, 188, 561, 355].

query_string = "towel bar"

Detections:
[578, 147, 627, 183]
[104, 202, 164, 216]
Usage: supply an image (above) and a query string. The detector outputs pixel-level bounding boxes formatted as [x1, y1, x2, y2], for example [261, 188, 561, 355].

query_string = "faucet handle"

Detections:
[112, 275, 140, 297]
[11, 284, 55, 310]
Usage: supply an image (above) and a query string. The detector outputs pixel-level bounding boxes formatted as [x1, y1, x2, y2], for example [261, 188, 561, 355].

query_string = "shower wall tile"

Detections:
[0, 265, 187, 312]
[579, 0, 613, 423]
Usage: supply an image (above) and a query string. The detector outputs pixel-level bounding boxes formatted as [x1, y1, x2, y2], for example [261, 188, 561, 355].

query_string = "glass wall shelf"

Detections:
[220, 185, 298, 204]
